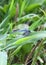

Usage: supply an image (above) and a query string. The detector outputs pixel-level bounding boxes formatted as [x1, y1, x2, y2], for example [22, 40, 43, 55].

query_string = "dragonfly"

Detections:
[12, 29, 31, 36]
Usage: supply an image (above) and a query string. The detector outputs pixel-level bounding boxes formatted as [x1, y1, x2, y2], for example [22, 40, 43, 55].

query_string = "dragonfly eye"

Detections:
[23, 30, 31, 36]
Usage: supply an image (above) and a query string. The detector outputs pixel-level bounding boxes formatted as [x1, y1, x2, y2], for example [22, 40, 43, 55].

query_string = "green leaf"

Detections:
[8, 0, 15, 13]
[29, 0, 44, 5]
[17, 14, 39, 23]
[29, 16, 46, 30]
[0, 15, 10, 28]
[19, 0, 26, 17]
[25, 4, 40, 12]
[25, 0, 45, 12]
[10, 46, 22, 57]
[3, 31, 46, 50]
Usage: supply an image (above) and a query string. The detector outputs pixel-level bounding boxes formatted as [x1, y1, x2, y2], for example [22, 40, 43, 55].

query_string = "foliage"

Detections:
[0, 0, 46, 65]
